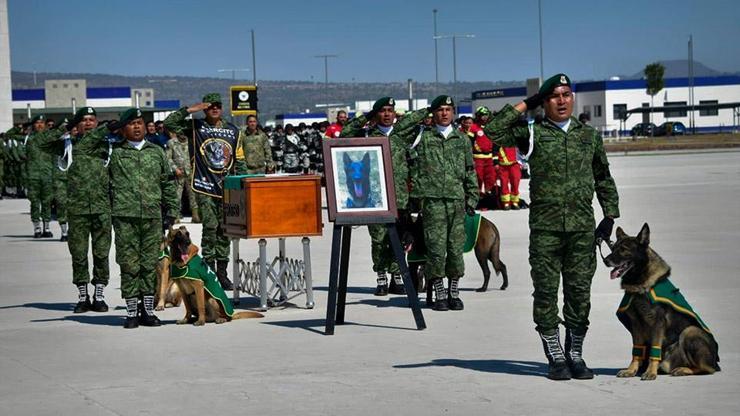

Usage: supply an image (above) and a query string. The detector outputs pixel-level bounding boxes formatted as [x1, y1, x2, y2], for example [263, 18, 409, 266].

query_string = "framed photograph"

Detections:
[322, 137, 398, 224]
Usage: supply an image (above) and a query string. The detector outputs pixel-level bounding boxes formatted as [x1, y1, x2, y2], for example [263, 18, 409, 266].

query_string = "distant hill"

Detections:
[10, 71, 520, 120]
[628, 59, 736, 79]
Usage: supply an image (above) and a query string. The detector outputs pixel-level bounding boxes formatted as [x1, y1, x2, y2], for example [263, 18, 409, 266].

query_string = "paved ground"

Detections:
[1, 151, 739, 415]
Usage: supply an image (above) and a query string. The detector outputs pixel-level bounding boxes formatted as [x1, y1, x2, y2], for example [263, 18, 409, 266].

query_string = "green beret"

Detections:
[430, 95, 454, 111]
[71, 106, 96, 125]
[475, 106, 491, 116]
[31, 114, 46, 123]
[119, 108, 144, 126]
[539, 73, 571, 96]
[372, 97, 395, 112]
[202, 93, 222, 104]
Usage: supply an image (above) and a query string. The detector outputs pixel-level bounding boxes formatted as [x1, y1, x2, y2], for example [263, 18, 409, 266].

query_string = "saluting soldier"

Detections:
[483, 73, 620, 380]
[164, 93, 248, 290]
[341, 97, 428, 295]
[25, 115, 64, 238]
[392, 96, 479, 311]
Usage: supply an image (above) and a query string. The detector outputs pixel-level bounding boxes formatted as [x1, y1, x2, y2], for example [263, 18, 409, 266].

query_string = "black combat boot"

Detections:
[216, 260, 234, 290]
[41, 222, 53, 238]
[374, 271, 388, 296]
[431, 278, 449, 311]
[139, 295, 161, 327]
[539, 330, 572, 380]
[33, 222, 42, 239]
[59, 223, 69, 242]
[123, 298, 139, 329]
[447, 278, 464, 310]
[90, 284, 109, 312]
[388, 271, 406, 295]
[73, 285, 91, 313]
[565, 328, 594, 380]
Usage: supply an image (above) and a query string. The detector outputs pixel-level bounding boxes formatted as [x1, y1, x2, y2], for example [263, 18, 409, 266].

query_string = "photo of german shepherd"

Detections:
[604, 223, 720, 380]
[343, 152, 373, 208]
[168, 226, 263, 326]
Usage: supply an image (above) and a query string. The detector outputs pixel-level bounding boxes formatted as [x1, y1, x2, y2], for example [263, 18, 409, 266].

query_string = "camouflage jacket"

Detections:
[26, 127, 69, 180]
[166, 136, 191, 177]
[239, 129, 274, 174]
[108, 140, 178, 219]
[342, 108, 429, 209]
[483, 104, 619, 231]
[36, 126, 112, 215]
[163, 108, 248, 175]
[3, 127, 24, 163]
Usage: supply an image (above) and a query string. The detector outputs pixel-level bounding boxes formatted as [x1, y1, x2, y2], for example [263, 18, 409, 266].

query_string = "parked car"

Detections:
[655, 121, 687, 136]
[630, 122, 657, 136]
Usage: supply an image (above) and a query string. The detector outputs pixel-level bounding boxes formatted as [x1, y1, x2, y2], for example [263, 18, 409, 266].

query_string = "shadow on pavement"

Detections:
[347, 297, 417, 308]
[0, 302, 75, 311]
[264, 318, 418, 335]
[394, 358, 621, 377]
[313, 286, 377, 295]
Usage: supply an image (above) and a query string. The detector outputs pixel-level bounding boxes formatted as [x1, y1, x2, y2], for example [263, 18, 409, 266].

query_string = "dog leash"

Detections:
[596, 238, 614, 263]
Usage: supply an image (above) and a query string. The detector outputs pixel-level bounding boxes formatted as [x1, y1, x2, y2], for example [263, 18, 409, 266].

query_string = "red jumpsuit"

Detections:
[498, 146, 521, 209]
[470, 123, 497, 194]
[325, 123, 343, 139]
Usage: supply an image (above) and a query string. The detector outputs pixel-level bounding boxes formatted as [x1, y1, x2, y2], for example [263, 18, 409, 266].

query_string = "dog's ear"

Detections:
[362, 152, 370, 164]
[615, 226, 627, 240]
[343, 153, 352, 165]
[637, 223, 650, 246]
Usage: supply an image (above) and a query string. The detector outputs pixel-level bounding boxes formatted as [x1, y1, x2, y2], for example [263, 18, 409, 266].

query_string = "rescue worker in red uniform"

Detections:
[498, 145, 522, 209]
[325, 110, 348, 139]
[470, 107, 497, 196]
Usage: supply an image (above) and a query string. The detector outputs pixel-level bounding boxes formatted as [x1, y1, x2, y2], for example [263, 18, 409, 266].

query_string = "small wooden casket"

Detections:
[223, 174, 323, 239]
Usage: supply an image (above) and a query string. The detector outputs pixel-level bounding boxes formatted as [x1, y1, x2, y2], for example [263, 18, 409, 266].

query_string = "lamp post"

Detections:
[314, 54, 338, 110]
[433, 9, 439, 95]
[433, 34, 475, 103]
[538, 0, 544, 82]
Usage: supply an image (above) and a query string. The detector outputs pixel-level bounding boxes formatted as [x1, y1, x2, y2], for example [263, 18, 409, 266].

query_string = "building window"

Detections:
[145, 101, 152, 107]
[63, 83, 68, 88]
[582, 105, 590, 116]
[52, 83, 57, 88]
[613, 104, 627, 120]
[699, 100, 718, 116]
[664, 101, 687, 118]
[73, 83, 79, 88]
[594, 105, 602, 118]
[145, 92, 151, 97]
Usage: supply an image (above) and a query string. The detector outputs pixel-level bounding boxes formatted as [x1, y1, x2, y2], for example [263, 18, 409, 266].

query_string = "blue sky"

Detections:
[7, 0, 740, 83]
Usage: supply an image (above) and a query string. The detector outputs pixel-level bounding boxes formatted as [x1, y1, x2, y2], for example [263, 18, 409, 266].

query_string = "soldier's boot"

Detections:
[33, 221, 42, 239]
[539, 330, 572, 380]
[73, 284, 92, 313]
[374, 271, 389, 296]
[123, 298, 139, 329]
[139, 295, 161, 327]
[17, 189, 26, 198]
[42, 222, 53, 238]
[447, 278, 464, 311]
[431, 278, 449, 311]
[59, 223, 68, 242]
[565, 328, 594, 380]
[90, 284, 109, 313]
[216, 261, 234, 291]
[388, 272, 406, 295]
[191, 208, 201, 224]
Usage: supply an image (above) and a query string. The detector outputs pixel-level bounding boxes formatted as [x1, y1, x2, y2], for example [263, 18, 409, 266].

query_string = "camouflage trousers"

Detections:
[27, 175, 53, 222]
[175, 178, 199, 219]
[69, 213, 111, 286]
[196, 193, 230, 262]
[53, 175, 67, 223]
[421, 198, 466, 280]
[113, 216, 161, 298]
[529, 229, 596, 334]
[368, 223, 399, 274]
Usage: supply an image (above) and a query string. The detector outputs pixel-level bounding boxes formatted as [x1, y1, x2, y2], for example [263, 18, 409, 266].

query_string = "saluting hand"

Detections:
[187, 102, 212, 114]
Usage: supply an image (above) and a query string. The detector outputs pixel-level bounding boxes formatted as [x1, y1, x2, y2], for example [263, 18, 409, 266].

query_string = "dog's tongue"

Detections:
[354, 182, 364, 198]
[181, 254, 189, 263]
[610, 268, 620, 280]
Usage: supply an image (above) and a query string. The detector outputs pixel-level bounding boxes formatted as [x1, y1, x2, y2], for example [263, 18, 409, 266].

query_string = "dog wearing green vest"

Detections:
[604, 223, 720, 380]
[168, 226, 263, 325]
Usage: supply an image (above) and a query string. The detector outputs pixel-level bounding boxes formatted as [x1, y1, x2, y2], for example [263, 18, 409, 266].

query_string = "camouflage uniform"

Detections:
[165, 134, 198, 220]
[109, 139, 178, 299]
[3, 127, 23, 195]
[36, 125, 113, 288]
[0, 134, 5, 196]
[240, 129, 275, 174]
[483, 104, 619, 334]
[341, 108, 428, 279]
[52, 156, 67, 225]
[26, 126, 64, 230]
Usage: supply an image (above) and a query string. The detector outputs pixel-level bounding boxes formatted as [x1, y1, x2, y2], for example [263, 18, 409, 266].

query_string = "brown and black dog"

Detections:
[604, 223, 720, 380]
[169, 226, 263, 325]
[155, 229, 182, 311]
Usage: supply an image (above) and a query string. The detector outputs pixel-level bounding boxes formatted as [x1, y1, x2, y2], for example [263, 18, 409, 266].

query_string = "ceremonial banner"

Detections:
[191, 120, 240, 198]
[230, 85, 258, 115]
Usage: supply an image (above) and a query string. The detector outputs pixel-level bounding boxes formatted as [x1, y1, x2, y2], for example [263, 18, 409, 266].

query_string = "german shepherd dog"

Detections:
[169, 226, 263, 325]
[604, 223, 720, 380]
[404, 213, 508, 303]
[343, 152, 373, 208]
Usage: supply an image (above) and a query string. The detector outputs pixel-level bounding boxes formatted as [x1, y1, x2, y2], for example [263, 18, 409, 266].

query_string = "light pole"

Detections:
[217, 68, 250, 81]
[434, 34, 475, 103]
[538, 0, 544, 81]
[433, 9, 439, 95]
[251, 29, 257, 85]
[314, 54, 338, 110]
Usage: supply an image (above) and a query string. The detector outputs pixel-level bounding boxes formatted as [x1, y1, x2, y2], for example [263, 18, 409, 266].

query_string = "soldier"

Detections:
[483, 73, 620, 380]
[109, 108, 178, 328]
[166, 132, 200, 223]
[52, 145, 69, 241]
[341, 97, 428, 296]
[392, 96, 479, 311]
[36, 107, 113, 314]
[164, 93, 247, 290]
[281, 124, 302, 173]
[25, 115, 63, 238]
[241, 114, 275, 174]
